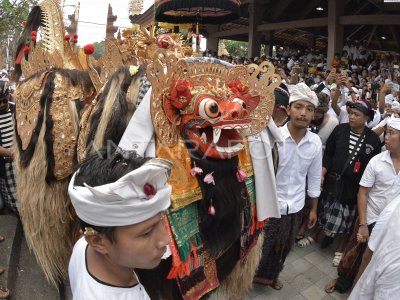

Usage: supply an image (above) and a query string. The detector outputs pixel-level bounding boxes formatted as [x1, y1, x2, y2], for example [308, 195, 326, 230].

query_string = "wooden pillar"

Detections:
[263, 31, 274, 56]
[206, 37, 219, 53]
[206, 25, 219, 53]
[308, 34, 316, 50]
[248, 1, 263, 58]
[327, 0, 344, 64]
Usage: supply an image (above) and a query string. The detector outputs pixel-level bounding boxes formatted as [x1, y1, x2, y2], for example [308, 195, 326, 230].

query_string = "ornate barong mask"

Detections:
[147, 51, 280, 159]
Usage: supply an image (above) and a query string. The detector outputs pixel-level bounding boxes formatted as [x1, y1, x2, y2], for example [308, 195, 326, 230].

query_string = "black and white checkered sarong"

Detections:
[0, 160, 18, 212]
[318, 193, 356, 237]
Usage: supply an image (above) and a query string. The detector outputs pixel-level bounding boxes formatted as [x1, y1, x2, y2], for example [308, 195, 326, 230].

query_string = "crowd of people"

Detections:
[0, 37, 399, 299]
[249, 43, 400, 299]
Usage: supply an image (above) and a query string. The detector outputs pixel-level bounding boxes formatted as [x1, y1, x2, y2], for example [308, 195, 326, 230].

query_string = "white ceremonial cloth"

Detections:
[69, 159, 172, 227]
[248, 119, 282, 220]
[118, 88, 155, 157]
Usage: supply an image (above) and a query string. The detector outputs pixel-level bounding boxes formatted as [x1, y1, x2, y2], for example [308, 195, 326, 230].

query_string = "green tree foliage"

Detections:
[92, 41, 105, 60]
[0, 0, 38, 42]
[221, 39, 248, 58]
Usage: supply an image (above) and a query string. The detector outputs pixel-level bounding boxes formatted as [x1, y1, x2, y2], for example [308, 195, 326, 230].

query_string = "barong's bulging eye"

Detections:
[204, 100, 220, 118]
[208, 102, 219, 114]
[199, 98, 221, 120]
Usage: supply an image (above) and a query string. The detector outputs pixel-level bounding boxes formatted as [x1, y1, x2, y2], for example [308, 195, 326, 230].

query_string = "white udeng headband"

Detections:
[387, 115, 400, 131]
[68, 158, 172, 227]
[288, 82, 318, 107]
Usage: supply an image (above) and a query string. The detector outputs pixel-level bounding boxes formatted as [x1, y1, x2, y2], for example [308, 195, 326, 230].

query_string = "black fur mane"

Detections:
[84, 65, 146, 151]
[189, 150, 244, 258]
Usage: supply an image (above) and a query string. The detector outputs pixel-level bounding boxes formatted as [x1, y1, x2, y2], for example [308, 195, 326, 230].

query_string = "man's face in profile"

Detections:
[99, 212, 170, 270]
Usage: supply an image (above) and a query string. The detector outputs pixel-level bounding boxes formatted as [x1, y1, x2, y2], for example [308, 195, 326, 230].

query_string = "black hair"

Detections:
[274, 83, 289, 107]
[350, 101, 374, 122]
[74, 148, 149, 242]
[0, 81, 10, 99]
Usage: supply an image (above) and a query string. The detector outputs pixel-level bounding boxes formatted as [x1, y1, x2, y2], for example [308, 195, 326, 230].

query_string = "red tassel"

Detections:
[192, 242, 198, 268]
[250, 204, 256, 235]
[167, 266, 179, 279]
[183, 261, 190, 276]
[84, 44, 95, 55]
[167, 253, 191, 279]
[64, 34, 71, 41]
[23, 45, 30, 60]
[73, 33, 78, 39]
[256, 220, 265, 230]
[16, 47, 24, 64]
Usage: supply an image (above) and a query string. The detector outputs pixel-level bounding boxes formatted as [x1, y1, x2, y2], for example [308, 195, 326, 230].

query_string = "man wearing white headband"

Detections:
[68, 149, 172, 300]
[254, 82, 322, 289]
[392, 100, 400, 115]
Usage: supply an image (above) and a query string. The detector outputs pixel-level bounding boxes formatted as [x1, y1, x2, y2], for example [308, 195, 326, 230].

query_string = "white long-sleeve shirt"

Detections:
[275, 124, 322, 215]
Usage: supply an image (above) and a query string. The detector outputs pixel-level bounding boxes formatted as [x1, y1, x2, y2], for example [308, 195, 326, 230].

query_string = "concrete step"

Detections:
[0, 214, 21, 297]
[0, 213, 62, 299]
[13, 234, 60, 300]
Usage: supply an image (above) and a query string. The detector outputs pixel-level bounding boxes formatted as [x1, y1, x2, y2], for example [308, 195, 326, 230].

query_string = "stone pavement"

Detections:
[246, 239, 350, 300]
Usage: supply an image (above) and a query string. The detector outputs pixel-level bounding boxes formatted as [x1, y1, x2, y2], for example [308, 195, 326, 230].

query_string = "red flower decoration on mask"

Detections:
[170, 80, 194, 110]
[227, 80, 249, 98]
[144, 183, 156, 199]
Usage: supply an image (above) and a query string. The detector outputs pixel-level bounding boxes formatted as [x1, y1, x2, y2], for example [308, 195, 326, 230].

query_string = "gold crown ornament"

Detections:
[16, 0, 85, 79]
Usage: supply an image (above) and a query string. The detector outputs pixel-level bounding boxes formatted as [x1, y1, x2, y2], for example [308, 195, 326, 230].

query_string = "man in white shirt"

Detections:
[348, 194, 400, 300]
[68, 150, 172, 300]
[254, 83, 322, 290]
[358, 116, 400, 241]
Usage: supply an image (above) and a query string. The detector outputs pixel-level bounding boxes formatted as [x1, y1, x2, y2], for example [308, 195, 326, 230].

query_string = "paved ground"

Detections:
[246, 239, 350, 300]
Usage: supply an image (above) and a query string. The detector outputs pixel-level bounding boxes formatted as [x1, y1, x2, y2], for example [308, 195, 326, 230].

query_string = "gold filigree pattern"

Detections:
[147, 50, 280, 146]
[86, 41, 125, 93]
[245, 62, 280, 135]
[21, 46, 64, 79]
[76, 100, 98, 163]
[50, 74, 79, 180]
[20, 0, 84, 78]
[15, 72, 49, 150]
[147, 49, 181, 147]
[37, 0, 65, 55]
